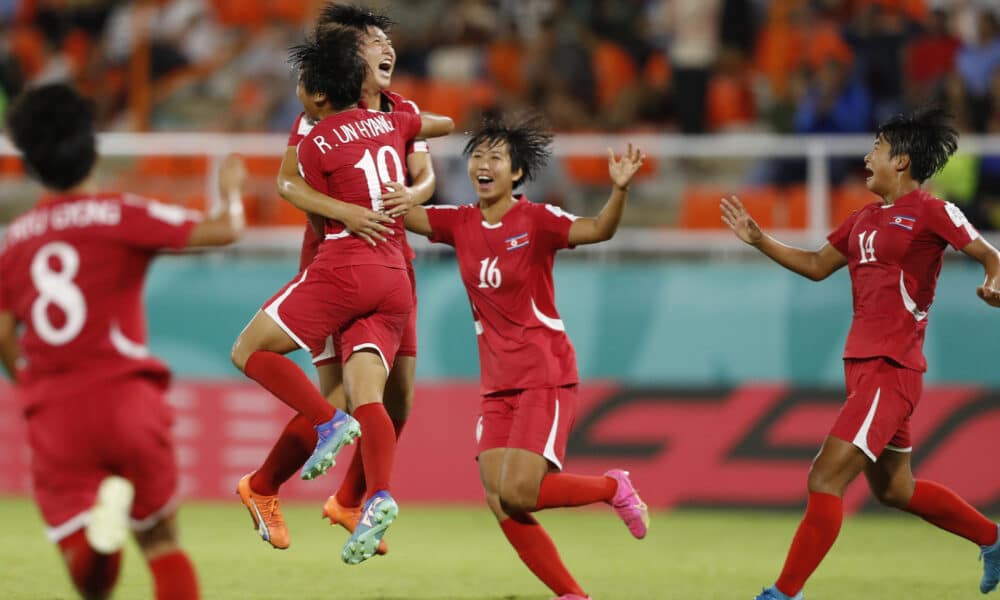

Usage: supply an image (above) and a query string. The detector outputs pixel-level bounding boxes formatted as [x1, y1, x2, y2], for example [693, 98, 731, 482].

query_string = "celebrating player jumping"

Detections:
[721, 107, 1000, 600]
[404, 113, 650, 600]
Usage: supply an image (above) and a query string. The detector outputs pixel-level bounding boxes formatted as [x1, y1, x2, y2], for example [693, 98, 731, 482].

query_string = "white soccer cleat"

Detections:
[85, 475, 135, 554]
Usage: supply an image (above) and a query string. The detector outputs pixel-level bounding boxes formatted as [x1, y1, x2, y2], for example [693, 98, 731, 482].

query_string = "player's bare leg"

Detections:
[866, 449, 1000, 593]
[341, 350, 398, 564]
[133, 513, 199, 600]
[232, 311, 360, 481]
[758, 436, 868, 600]
[477, 448, 589, 598]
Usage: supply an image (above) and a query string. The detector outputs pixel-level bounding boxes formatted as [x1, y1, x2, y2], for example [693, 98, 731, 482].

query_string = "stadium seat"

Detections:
[562, 153, 657, 187]
[830, 183, 876, 227]
[781, 185, 809, 229]
[679, 186, 779, 229]
[591, 40, 637, 110]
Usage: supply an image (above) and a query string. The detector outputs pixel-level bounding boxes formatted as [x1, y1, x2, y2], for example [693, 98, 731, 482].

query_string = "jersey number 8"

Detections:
[30, 241, 86, 346]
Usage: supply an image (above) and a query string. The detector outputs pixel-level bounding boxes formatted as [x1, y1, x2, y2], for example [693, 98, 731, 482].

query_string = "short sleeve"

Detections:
[118, 196, 200, 250]
[296, 133, 327, 192]
[0, 250, 10, 312]
[287, 113, 306, 147]
[826, 210, 861, 257]
[426, 205, 462, 246]
[391, 112, 422, 143]
[927, 200, 979, 250]
[391, 94, 429, 155]
[536, 204, 577, 251]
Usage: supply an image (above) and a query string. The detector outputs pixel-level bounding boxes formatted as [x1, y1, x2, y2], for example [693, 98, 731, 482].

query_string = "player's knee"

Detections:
[484, 491, 505, 520]
[806, 465, 843, 496]
[498, 480, 539, 514]
[230, 339, 251, 372]
[871, 483, 912, 509]
[134, 516, 181, 560]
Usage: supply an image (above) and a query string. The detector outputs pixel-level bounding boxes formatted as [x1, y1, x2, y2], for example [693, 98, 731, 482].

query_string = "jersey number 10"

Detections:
[354, 146, 405, 212]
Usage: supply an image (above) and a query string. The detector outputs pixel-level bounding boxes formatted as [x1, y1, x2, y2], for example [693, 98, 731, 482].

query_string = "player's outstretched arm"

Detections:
[568, 143, 645, 246]
[403, 206, 433, 237]
[276, 146, 395, 246]
[0, 311, 18, 382]
[187, 154, 248, 248]
[961, 237, 1000, 307]
[418, 112, 454, 140]
[721, 195, 847, 281]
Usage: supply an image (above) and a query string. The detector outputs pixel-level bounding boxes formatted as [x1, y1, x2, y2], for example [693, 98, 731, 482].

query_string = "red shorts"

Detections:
[313, 262, 418, 367]
[264, 263, 412, 373]
[476, 385, 578, 469]
[830, 357, 922, 461]
[25, 376, 179, 542]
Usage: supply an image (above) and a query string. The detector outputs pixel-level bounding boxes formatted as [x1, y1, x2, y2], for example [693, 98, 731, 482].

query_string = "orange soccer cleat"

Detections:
[322, 494, 388, 555]
[236, 473, 290, 550]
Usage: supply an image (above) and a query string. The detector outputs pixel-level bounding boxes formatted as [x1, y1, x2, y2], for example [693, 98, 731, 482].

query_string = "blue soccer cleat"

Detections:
[980, 524, 1000, 594]
[755, 585, 803, 600]
[300, 410, 361, 481]
[341, 490, 398, 565]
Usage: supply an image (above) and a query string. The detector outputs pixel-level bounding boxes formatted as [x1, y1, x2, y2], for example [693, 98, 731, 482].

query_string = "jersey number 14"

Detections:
[858, 230, 878, 264]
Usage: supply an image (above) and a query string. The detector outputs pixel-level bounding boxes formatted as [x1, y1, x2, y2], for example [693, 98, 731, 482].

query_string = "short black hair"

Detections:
[463, 112, 553, 188]
[5, 83, 97, 190]
[289, 25, 365, 110]
[318, 3, 393, 32]
[876, 106, 958, 184]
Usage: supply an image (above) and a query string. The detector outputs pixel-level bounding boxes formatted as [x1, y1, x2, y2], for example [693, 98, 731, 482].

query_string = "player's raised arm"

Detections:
[403, 205, 433, 237]
[721, 195, 848, 281]
[961, 237, 1000, 307]
[186, 154, 248, 248]
[276, 145, 395, 245]
[567, 144, 645, 246]
[418, 111, 454, 140]
[0, 310, 18, 382]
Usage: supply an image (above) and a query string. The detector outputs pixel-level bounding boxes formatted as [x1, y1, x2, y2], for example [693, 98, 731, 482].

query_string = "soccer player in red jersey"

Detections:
[237, 5, 448, 555]
[720, 107, 1000, 600]
[229, 26, 452, 564]
[403, 114, 650, 600]
[0, 84, 246, 600]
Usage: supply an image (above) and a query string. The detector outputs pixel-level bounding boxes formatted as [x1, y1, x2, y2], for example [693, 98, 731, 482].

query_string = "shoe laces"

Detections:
[259, 495, 283, 523]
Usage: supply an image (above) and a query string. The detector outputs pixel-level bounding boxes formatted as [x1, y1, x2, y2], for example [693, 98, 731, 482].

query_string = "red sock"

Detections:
[149, 550, 199, 600]
[774, 492, 843, 597]
[534, 473, 617, 511]
[58, 530, 121, 598]
[905, 479, 998, 546]
[244, 351, 335, 425]
[353, 403, 396, 497]
[251, 414, 316, 496]
[336, 418, 406, 507]
[499, 515, 586, 596]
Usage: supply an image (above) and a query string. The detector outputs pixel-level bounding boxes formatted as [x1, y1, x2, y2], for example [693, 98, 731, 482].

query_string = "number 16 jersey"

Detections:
[426, 197, 579, 395]
[0, 193, 198, 402]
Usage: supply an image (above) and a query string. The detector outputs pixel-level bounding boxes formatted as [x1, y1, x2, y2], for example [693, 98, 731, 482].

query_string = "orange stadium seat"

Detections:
[591, 40, 637, 110]
[0, 156, 25, 176]
[680, 186, 779, 229]
[831, 183, 877, 226]
[563, 153, 657, 187]
[781, 185, 809, 229]
[486, 40, 526, 96]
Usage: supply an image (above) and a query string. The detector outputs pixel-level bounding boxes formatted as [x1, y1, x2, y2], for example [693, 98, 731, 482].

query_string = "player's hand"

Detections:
[720, 195, 763, 246]
[381, 182, 416, 218]
[976, 283, 1000, 308]
[340, 203, 395, 246]
[608, 143, 644, 191]
[218, 154, 247, 191]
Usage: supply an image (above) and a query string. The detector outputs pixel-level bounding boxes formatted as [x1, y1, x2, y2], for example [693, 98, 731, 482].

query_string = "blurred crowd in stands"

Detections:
[3, 0, 1000, 230]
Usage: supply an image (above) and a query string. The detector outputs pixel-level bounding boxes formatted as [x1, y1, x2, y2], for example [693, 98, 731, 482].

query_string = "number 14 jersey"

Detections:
[426, 197, 579, 394]
[0, 193, 198, 397]
[827, 188, 978, 372]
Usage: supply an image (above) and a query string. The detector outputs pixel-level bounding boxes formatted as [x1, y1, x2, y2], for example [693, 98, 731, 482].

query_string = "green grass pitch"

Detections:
[0, 497, 986, 599]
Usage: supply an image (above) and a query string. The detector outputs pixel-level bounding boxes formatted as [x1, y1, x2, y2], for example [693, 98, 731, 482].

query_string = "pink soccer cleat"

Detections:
[605, 469, 649, 539]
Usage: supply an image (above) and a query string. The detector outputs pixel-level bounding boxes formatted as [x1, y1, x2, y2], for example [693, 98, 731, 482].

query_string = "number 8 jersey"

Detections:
[826, 189, 979, 372]
[0, 193, 198, 397]
[425, 197, 579, 394]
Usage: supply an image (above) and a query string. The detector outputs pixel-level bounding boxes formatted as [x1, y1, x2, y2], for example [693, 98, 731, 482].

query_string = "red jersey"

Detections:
[0, 193, 198, 405]
[297, 107, 421, 270]
[293, 91, 425, 270]
[827, 189, 978, 372]
[425, 197, 580, 394]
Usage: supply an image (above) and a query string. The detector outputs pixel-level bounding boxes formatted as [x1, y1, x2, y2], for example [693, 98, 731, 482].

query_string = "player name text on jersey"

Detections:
[316, 113, 397, 151]
[5, 200, 121, 246]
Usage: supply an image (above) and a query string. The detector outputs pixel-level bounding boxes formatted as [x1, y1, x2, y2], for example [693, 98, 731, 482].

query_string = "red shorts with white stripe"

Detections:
[476, 385, 578, 470]
[313, 261, 418, 367]
[264, 264, 412, 373]
[24, 376, 179, 542]
[829, 357, 922, 461]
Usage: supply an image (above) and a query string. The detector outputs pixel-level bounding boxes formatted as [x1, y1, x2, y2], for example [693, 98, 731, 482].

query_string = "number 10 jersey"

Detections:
[0, 193, 197, 400]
